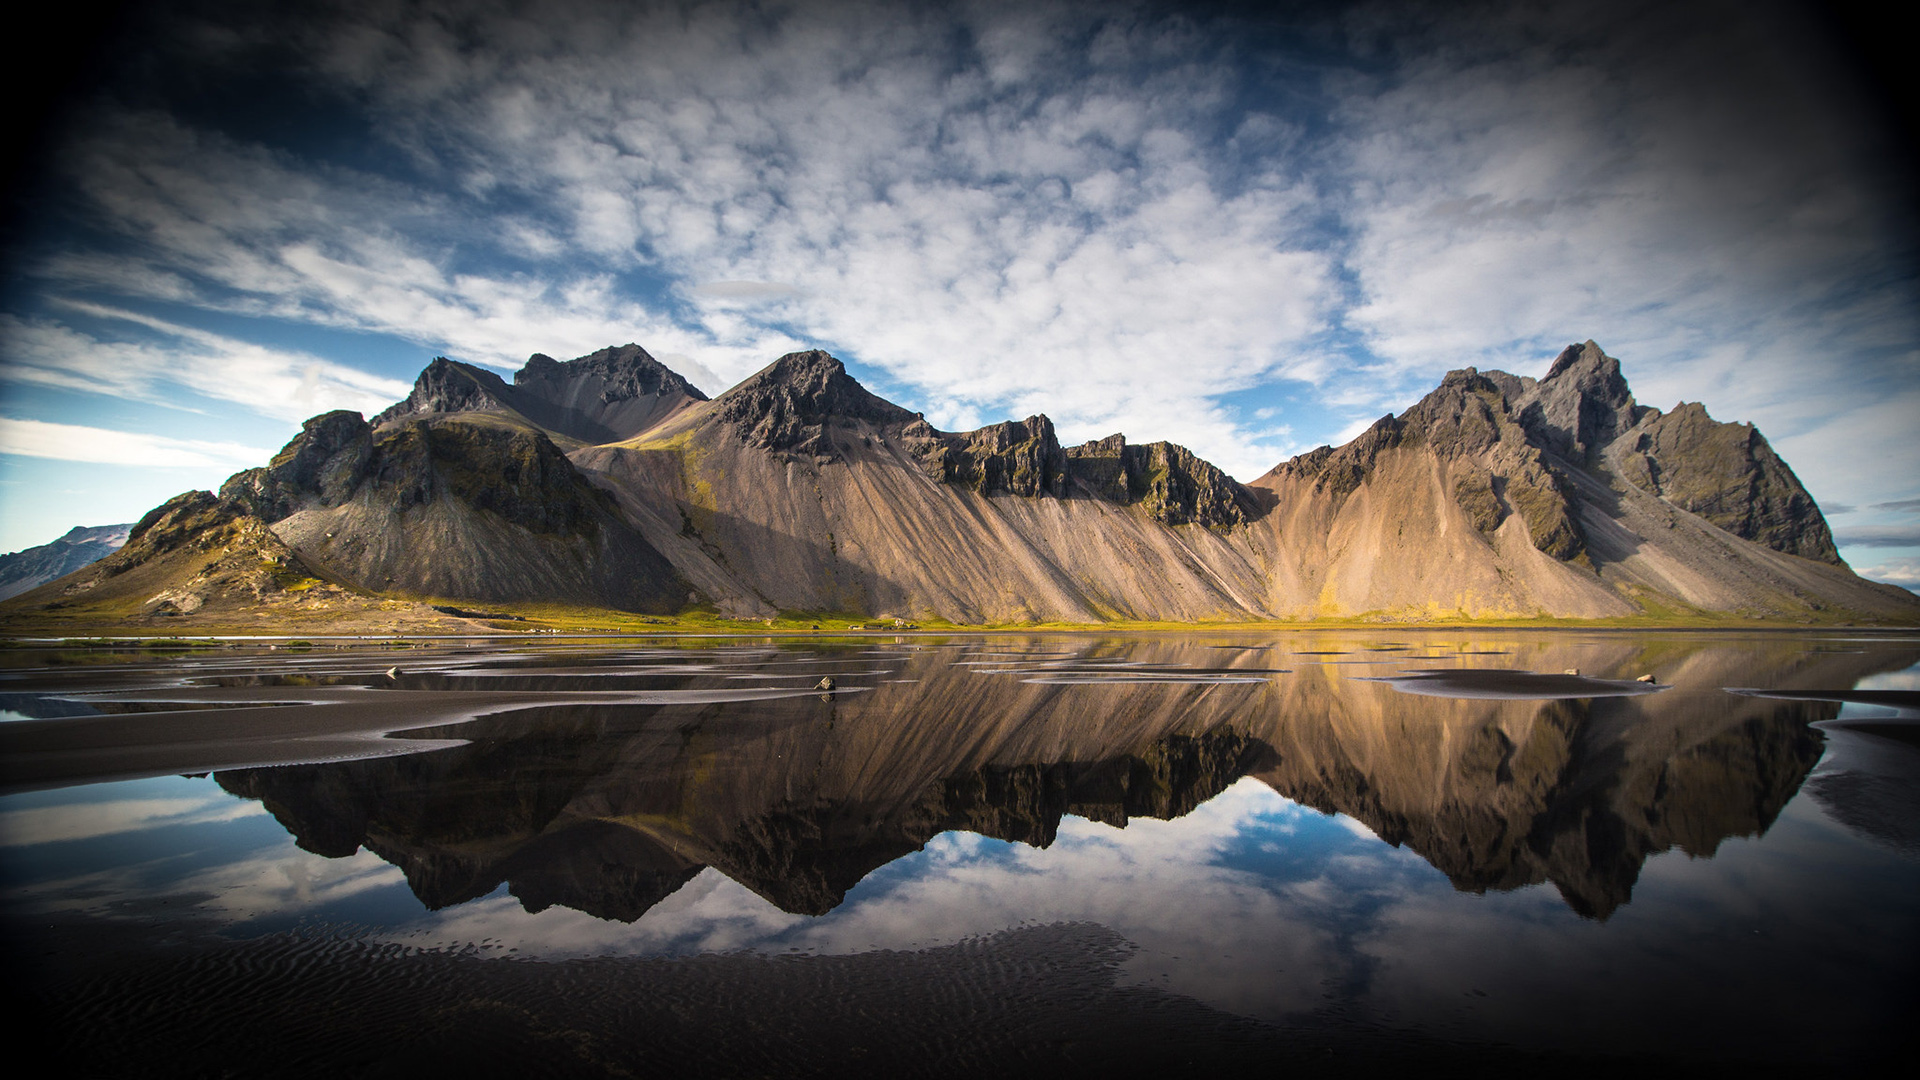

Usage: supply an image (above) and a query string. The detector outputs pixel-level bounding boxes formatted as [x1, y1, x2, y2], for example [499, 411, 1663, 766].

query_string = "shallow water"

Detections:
[3, 630, 1917, 1075]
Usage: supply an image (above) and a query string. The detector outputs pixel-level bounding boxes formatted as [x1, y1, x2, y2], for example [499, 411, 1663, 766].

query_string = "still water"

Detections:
[2, 631, 1916, 1076]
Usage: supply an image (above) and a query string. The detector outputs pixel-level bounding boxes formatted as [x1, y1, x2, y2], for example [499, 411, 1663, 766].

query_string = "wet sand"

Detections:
[8, 911, 1752, 1080]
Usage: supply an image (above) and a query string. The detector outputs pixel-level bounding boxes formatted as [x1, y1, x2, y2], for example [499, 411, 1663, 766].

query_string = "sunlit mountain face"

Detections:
[3, 630, 1916, 1072]
[2, 0, 1916, 590]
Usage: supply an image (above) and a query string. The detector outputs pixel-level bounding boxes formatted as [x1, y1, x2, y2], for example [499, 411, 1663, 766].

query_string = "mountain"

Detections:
[1249, 342, 1874, 619]
[0, 524, 132, 602]
[3, 338, 1915, 627]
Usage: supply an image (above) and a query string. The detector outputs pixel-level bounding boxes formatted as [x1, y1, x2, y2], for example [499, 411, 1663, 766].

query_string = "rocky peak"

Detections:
[1271, 414, 1406, 500]
[515, 343, 709, 404]
[1120, 441, 1257, 528]
[372, 358, 513, 426]
[1065, 435, 1257, 528]
[712, 350, 916, 456]
[1401, 368, 1525, 458]
[904, 414, 1069, 497]
[220, 410, 373, 523]
[1613, 401, 1840, 564]
[1517, 341, 1642, 463]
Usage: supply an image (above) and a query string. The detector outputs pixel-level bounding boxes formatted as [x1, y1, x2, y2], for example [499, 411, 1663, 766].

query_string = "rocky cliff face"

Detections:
[902, 414, 1070, 497]
[711, 350, 918, 457]
[1274, 368, 1588, 563]
[1612, 402, 1838, 562]
[372, 357, 511, 425]
[511, 343, 708, 443]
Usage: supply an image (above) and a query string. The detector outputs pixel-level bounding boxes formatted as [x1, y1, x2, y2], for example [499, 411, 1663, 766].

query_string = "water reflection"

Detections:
[147, 634, 1880, 925]
[4, 631, 1917, 1070]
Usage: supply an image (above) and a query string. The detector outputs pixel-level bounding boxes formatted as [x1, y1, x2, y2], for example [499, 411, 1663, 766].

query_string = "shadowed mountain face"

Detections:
[5, 339, 1914, 627]
[207, 634, 1908, 924]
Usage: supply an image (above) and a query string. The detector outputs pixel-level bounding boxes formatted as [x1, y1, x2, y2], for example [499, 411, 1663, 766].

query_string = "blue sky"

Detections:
[2, 0, 1916, 587]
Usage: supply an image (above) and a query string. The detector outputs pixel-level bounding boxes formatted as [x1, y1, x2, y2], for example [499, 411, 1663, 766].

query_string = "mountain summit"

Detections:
[5, 339, 1913, 628]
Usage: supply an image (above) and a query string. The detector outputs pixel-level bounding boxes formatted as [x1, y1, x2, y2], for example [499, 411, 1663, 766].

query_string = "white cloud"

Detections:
[0, 417, 271, 468]
[51, 111, 803, 380]
[1855, 557, 1920, 588]
[1, 308, 410, 422]
[8, 0, 1914, 499]
[36, 2, 1339, 476]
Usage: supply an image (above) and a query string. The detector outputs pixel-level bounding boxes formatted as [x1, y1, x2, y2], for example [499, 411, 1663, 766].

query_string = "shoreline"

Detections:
[7, 619, 1920, 646]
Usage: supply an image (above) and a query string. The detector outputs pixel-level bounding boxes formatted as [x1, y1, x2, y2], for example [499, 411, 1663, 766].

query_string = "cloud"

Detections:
[1833, 526, 1920, 549]
[7, 0, 1915, 498]
[686, 281, 803, 304]
[1855, 558, 1920, 589]
[33, 2, 1340, 478]
[49, 110, 805, 381]
[0, 417, 271, 468]
[1871, 497, 1920, 513]
[1, 309, 410, 421]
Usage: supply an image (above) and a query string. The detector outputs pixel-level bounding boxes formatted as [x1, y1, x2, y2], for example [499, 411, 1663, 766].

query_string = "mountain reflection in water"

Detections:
[4, 631, 1917, 1074]
[203, 636, 1853, 922]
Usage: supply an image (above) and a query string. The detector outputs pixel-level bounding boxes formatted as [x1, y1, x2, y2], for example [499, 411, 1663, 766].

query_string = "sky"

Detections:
[1, 0, 1916, 587]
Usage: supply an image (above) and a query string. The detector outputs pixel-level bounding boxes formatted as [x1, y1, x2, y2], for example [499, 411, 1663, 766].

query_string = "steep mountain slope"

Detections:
[0, 524, 131, 601]
[573, 350, 1270, 622]
[4, 337, 1913, 627]
[216, 407, 685, 611]
[1247, 342, 1910, 620]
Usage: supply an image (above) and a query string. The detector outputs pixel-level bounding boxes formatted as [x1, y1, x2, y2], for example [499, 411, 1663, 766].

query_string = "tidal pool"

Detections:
[2, 630, 1916, 1076]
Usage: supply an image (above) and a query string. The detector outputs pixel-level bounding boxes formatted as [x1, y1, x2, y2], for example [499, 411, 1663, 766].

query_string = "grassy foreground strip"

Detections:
[4, 597, 1916, 643]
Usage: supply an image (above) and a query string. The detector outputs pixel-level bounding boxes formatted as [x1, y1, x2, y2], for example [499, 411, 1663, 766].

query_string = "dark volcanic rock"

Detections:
[1616, 402, 1840, 563]
[368, 418, 610, 537]
[512, 343, 709, 443]
[713, 350, 917, 457]
[1063, 435, 1259, 527]
[1403, 368, 1522, 458]
[903, 415, 1070, 497]
[229, 410, 614, 537]
[518, 344, 706, 405]
[373, 358, 513, 426]
[1121, 441, 1257, 528]
[372, 347, 705, 444]
[1517, 341, 1646, 464]
[221, 410, 373, 522]
[1274, 414, 1407, 502]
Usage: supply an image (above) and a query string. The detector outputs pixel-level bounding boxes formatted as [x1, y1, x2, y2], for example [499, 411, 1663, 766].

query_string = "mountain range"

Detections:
[0, 524, 131, 603]
[5, 339, 1916, 627]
